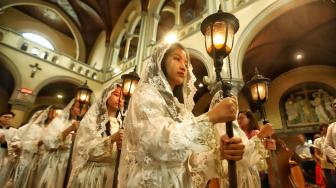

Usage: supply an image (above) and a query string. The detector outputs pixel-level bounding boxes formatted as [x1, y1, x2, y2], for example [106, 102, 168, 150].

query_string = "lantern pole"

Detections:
[246, 68, 281, 188]
[112, 66, 140, 188]
[201, 9, 239, 188]
[63, 80, 92, 187]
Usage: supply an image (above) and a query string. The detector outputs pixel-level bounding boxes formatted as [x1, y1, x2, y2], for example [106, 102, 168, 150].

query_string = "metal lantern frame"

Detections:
[201, 9, 239, 188]
[120, 67, 140, 111]
[76, 80, 93, 105]
[246, 68, 270, 121]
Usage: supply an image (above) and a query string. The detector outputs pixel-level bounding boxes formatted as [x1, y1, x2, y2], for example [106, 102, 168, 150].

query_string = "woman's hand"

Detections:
[208, 97, 238, 124]
[0, 133, 5, 144]
[264, 138, 276, 151]
[257, 123, 274, 139]
[12, 143, 22, 154]
[220, 135, 245, 161]
[71, 121, 80, 131]
[111, 129, 124, 144]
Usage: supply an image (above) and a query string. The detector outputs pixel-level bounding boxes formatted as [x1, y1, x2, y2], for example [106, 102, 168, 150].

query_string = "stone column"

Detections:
[123, 34, 132, 61]
[173, 0, 182, 27]
[110, 44, 121, 70]
[102, 42, 113, 81]
[136, 11, 149, 73]
[9, 92, 34, 127]
[149, 12, 160, 47]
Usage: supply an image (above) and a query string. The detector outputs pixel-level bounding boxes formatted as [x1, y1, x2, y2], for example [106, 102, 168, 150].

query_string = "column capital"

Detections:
[141, 10, 148, 17]
[9, 98, 32, 111]
[113, 44, 120, 49]
[207, 78, 244, 96]
[172, 0, 184, 4]
[152, 12, 160, 20]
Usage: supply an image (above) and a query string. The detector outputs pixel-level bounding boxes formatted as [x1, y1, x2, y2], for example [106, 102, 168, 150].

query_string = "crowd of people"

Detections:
[0, 43, 335, 188]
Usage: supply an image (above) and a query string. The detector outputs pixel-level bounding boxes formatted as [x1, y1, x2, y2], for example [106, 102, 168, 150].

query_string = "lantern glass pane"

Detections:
[123, 79, 132, 97]
[78, 90, 90, 103]
[250, 82, 267, 102]
[129, 80, 139, 96]
[225, 23, 234, 53]
[212, 22, 226, 50]
[205, 21, 235, 53]
[205, 25, 213, 53]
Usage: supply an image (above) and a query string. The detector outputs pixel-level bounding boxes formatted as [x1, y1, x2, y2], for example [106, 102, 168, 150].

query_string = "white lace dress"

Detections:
[118, 84, 215, 188]
[68, 84, 123, 188]
[12, 123, 43, 188]
[36, 101, 75, 188]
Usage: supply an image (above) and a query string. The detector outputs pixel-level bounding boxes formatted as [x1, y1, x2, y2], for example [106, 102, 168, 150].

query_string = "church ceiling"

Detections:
[243, 1, 336, 81]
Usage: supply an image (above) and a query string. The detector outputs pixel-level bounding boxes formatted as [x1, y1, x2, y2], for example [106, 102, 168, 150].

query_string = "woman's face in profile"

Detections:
[164, 47, 188, 88]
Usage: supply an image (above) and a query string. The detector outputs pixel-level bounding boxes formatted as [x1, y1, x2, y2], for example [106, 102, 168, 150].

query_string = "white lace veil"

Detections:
[70, 83, 121, 185]
[45, 99, 76, 138]
[118, 43, 199, 186]
[139, 43, 197, 117]
[77, 83, 122, 139]
[30, 106, 54, 127]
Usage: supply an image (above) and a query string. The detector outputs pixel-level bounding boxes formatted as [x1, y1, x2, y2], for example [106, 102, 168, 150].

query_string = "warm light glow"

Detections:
[114, 68, 121, 74]
[57, 94, 63, 99]
[198, 83, 204, 88]
[55, 109, 62, 116]
[295, 53, 304, 60]
[213, 34, 225, 49]
[79, 93, 88, 102]
[123, 79, 139, 97]
[250, 83, 267, 102]
[76, 90, 91, 104]
[22, 33, 54, 50]
[205, 22, 233, 53]
[20, 88, 33, 95]
[164, 32, 178, 44]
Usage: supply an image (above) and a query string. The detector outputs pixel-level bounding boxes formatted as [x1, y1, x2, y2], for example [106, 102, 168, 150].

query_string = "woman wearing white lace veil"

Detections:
[118, 43, 244, 188]
[12, 106, 56, 188]
[68, 83, 124, 188]
[36, 99, 89, 188]
[205, 91, 274, 188]
[0, 112, 30, 187]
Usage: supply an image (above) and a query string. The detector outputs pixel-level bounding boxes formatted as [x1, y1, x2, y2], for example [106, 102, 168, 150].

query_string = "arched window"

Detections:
[22, 33, 54, 50]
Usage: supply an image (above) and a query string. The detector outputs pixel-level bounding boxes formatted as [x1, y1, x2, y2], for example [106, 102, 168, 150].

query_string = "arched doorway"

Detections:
[25, 81, 78, 123]
[0, 62, 15, 112]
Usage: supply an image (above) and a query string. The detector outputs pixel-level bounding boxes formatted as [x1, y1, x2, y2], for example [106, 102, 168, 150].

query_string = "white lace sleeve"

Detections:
[324, 122, 336, 165]
[76, 124, 113, 162]
[126, 85, 213, 161]
[42, 118, 71, 149]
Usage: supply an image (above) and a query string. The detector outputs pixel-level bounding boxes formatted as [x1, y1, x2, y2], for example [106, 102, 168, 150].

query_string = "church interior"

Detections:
[0, 0, 336, 187]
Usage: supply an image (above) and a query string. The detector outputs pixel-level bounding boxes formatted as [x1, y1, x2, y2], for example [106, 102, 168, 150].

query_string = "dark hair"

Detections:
[0, 111, 15, 117]
[161, 43, 188, 103]
[238, 110, 259, 132]
[319, 123, 329, 132]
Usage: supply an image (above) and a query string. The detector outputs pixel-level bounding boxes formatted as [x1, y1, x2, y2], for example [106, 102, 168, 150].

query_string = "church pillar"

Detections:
[8, 91, 34, 127]
[173, 0, 182, 27]
[122, 34, 132, 61]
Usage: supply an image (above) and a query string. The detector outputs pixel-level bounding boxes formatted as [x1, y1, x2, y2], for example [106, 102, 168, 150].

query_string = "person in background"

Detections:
[0, 111, 15, 167]
[68, 84, 124, 188]
[295, 133, 316, 184]
[236, 110, 276, 188]
[313, 132, 324, 187]
[0, 112, 18, 187]
[36, 100, 89, 188]
[324, 99, 336, 187]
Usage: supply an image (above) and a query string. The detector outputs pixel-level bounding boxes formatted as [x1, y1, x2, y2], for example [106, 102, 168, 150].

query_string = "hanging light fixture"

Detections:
[121, 66, 140, 108]
[201, 9, 239, 188]
[246, 68, 270, 107]
[201, 9, 239, 81]
[76, 80, 93, 105]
